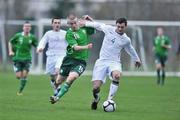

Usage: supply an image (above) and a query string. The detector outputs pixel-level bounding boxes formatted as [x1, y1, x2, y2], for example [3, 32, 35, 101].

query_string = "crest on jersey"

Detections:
[29, 39, 32, 44]
[111, 38, 116, 44]
[73, 33, 80, 39]
[82, 29, 86, 34]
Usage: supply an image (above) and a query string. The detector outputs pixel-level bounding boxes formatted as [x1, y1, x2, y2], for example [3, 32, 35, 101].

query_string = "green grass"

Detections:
[0, 71, 180, 120]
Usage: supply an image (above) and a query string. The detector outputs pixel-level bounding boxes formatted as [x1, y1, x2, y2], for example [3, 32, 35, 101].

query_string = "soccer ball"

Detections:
[102, 100, 116, 112]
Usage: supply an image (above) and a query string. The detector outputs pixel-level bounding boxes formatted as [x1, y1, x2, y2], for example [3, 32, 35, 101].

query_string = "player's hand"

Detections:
[87, 43, 93, 49]
[82, 15, 93, 21]
[37, 48, 43, 53]
[9, 51, 14, 56]
[135, 61, 141, 68]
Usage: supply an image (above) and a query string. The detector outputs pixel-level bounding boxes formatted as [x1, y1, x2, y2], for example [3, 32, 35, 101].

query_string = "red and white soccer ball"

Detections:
[102, 99, 116, 112]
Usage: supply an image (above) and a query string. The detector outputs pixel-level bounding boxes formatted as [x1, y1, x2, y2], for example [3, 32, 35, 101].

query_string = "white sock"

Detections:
[108, 83, 119, 100]
[54, 85, 61, 95]
[50, 80, 57, 94]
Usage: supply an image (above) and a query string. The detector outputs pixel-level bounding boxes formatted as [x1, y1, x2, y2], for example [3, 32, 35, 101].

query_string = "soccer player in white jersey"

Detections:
[79, 16, 141, 110]
[37, 18, 67, 95]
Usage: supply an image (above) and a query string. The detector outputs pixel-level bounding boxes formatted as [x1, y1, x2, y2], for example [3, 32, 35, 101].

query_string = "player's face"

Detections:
[68, 20, 79, 31]
[52, 19, 61, 31]
[23, 23, 31, 34]
[157, 28, 164, 36]
[116, 23, 126, 35]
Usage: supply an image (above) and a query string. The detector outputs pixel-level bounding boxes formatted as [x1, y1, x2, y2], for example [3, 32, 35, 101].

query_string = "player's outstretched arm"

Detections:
[73, 43, 93, 51]
[162, 44, 171, 49]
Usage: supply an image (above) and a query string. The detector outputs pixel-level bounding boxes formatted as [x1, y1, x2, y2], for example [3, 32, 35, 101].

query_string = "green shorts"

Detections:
[155, 54, 167, 67]
[13, 60, 31, 72]
[59, 56, 86, 77]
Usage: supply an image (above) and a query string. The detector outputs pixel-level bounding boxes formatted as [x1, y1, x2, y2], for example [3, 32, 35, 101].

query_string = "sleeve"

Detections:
[37, 32, 48, 50]
[9, 33, 19, 44]
[124, 39, 140, 62]
[85, 21, 110, 33]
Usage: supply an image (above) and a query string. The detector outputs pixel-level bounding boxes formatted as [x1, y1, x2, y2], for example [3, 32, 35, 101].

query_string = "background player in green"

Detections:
[49, 14, 95, 104]
[8, 21, 38, 95]
[153, 27, 171, 85]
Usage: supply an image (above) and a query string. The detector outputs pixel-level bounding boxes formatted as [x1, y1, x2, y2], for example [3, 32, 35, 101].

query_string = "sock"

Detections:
[56, 82, 70, 98]
[54, 85, 61, 96]
[50, 77, 58, 94]
[108, 80, 119, 100]
[50, 79, 55, 88]
[19, 77, 27, 93]
[162, 69, 165, 85]
[93, 88, 100, 102]
[50, 79, 56, 93]
[157, 69, 160, 85]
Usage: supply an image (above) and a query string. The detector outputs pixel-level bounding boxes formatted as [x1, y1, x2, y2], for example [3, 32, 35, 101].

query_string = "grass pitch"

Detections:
[0, 71, 179, 120]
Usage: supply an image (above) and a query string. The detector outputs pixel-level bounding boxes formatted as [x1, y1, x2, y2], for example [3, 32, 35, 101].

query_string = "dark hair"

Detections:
[116, 18, 127, 26]
[52, 18, 60, 24]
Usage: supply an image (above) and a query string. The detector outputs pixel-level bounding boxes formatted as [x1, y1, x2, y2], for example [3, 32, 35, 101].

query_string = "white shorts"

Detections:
[46, 55, 65, 75]
[92, 59, 122, 84]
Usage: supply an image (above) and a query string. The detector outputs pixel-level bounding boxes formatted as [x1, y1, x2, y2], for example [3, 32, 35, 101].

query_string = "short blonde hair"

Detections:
[67, 14, 78, 24]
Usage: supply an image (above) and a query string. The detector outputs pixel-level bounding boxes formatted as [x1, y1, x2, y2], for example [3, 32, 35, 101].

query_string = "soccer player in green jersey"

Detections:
[153, 27, 171, 85]
[49, 14, 95, 104]
[8, 21, 38, 95]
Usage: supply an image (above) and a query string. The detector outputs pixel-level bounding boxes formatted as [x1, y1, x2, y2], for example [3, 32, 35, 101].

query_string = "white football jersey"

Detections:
[86, 22, 140, 62]
[37, 30, 67, 56]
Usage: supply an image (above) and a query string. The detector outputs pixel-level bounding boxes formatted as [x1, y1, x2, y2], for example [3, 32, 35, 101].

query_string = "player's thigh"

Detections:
[67, 71, 80, 83]
[23, 60, 31, 73]
[161, 56, 167, 68]
[59, 56, 72, 77]
[92, 60, 108, 84]
[155, 55, 162, 69]
[13, 61, 23, 73]
[55, 56, 65, 69]
[108, 61, 122, 80]
[71, 61, 86, 76]
[46, 56, 57, 74]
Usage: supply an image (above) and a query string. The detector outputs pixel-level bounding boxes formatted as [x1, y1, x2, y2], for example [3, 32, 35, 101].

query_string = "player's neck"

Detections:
[24, 32, 29, 36]
[115, 29, 124, 35]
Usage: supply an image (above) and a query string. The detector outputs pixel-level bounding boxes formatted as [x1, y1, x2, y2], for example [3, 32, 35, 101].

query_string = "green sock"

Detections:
[57, 82, 70, 98]
[19, 78, 27, 93]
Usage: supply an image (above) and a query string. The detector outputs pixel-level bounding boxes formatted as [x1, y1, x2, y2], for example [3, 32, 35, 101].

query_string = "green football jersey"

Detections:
[153, 35, 170, 57]
[10, 32, 38, 61]
[65, 27, 95, 60]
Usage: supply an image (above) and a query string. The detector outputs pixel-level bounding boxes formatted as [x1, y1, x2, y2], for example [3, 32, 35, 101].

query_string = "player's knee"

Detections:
[68, 76, 78, 81]
[156, 64, 161, 69]
[115, 74, 120, 80]
[112, 71, 121, 80]
[113, 73, 120, 80]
